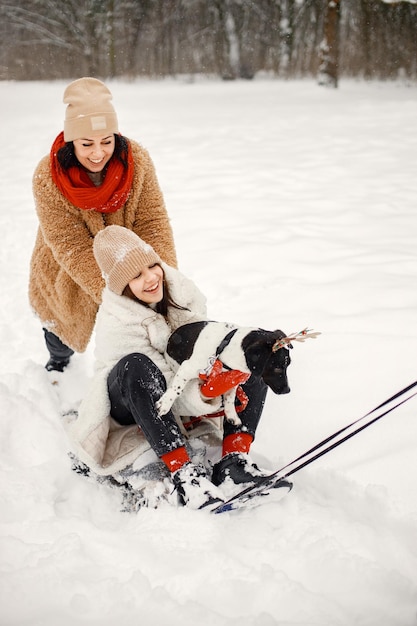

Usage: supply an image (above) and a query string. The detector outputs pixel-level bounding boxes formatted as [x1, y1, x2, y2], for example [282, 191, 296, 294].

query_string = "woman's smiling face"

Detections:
[73, 134, 115, 172]
[128, 264, 164, 304]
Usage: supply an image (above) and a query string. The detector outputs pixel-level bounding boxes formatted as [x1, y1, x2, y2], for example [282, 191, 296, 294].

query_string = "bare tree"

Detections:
[1, 0, 111, 78]
[318, 0, 341, 87]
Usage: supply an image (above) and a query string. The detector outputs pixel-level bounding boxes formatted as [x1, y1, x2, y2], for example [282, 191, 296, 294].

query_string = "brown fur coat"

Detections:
[29, 140, 177, 352]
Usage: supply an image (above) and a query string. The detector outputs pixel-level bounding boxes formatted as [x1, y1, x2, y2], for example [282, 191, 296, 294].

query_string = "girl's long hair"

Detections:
[57, 134, 129, 170]
[122, 268, 188, 317]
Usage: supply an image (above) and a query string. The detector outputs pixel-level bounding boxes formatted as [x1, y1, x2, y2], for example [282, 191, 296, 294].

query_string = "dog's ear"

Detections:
[272, 329, 293, 351]
[242, 329, 292, 373]
[241, 330, 276, 374]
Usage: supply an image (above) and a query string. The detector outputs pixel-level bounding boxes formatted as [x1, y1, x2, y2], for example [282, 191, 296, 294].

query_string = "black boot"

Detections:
[172, 462, 225, 511]
[45, 357, 70, 372]
[212, 452, 292, 491]
[43, 329, 74, 372]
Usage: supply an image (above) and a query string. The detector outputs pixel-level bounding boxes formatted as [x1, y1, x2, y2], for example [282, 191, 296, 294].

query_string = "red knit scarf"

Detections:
[50, 132, 134, 213]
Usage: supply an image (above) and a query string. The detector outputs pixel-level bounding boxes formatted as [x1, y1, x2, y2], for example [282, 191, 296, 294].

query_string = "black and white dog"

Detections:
[156, 321, 291, 425]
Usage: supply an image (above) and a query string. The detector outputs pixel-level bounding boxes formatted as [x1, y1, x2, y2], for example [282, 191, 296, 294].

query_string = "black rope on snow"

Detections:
[218, 380, 417, 507]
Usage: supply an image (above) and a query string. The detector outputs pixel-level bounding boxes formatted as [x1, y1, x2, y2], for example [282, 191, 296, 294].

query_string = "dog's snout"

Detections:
[277, 384, 290, 395]
[262, 370, 291, 395]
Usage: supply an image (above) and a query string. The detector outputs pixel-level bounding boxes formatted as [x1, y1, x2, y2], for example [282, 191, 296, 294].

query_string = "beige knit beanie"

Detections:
[63, 77, 119, 142]
[93, 226, 162, 295]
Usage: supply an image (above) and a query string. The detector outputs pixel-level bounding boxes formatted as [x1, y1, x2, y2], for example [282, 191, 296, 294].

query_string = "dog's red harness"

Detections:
[183, 358, 250, 430]
[198, 358, 250, 398]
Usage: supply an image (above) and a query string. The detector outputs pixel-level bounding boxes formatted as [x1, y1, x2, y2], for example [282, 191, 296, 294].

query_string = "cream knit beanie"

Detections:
[63, 77, 119, 142]
[93, 226, 162, 295]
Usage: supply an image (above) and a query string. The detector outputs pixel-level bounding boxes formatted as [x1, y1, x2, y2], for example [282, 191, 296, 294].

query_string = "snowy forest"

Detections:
[1, 0, 417, 85]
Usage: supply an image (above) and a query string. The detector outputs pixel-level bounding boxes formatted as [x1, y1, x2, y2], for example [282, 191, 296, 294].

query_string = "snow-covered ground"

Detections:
[0, 77, 416, 625]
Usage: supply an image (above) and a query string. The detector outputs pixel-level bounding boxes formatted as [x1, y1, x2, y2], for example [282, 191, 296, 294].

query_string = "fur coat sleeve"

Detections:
[67, 264, 221, 475]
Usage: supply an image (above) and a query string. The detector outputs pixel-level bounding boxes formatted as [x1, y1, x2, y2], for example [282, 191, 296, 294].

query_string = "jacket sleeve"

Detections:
[33, 158, 104, 304]
[94, 291, 175, 383]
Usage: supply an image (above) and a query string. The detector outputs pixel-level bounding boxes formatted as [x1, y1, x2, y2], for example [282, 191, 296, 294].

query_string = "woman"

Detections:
[69, 225, 274, 511]
[29, 77, 177, 371]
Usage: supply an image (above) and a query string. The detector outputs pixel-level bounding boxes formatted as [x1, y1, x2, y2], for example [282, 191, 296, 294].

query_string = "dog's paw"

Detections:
[223, 390, 242, 426]
[156, 392, 175, 417]
[223, 409, 242, 427]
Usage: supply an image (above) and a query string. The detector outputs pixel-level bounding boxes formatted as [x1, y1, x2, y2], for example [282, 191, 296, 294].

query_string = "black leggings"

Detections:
[107, 353, 267, 458]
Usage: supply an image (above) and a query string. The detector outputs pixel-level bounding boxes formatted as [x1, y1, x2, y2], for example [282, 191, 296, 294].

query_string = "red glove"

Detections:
[199, 358, 250, 398]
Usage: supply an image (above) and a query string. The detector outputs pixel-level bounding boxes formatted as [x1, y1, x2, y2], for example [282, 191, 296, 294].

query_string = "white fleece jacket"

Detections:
[68, 263, 222, 475]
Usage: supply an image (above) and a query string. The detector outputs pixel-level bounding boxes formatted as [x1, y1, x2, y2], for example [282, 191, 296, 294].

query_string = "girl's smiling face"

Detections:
[73, 134, 115, 172]
[128, 264, 164, 304]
